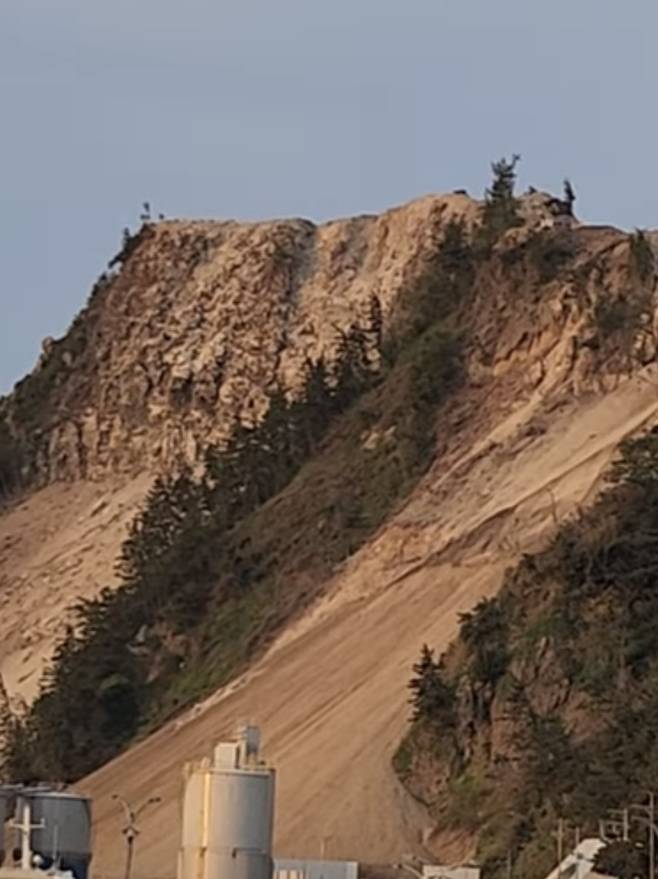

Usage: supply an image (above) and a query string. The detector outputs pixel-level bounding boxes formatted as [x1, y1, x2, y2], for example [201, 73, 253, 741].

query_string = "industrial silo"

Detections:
[178, 725, 276, 879]
[27, 789, 92, 879]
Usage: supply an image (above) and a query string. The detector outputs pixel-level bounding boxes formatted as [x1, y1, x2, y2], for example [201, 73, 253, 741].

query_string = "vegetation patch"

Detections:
[526, 229, 576, 284]
[475, 155, 523, 253]
[396, 430, 658, 879]
[0, 418, 27, 503]
[629, 229, 655, 283]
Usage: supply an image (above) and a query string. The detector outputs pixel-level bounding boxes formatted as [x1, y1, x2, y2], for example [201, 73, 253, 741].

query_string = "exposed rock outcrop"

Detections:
[3, 196, 483, 482]
[6, 191, 636, 486]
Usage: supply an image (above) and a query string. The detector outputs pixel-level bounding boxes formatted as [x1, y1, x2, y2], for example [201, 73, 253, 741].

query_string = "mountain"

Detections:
[1, 169, 656, 878]
[0, 192, 479, 700]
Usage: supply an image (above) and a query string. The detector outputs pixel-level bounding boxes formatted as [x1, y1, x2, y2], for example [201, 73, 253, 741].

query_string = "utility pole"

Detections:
[112, 794, 161, 879]
[555, 817, 583, 879]
[630, 793, 657, 879]
[642, 792, 657, 879]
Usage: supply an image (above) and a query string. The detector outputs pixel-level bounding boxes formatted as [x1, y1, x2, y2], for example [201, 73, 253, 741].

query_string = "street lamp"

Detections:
[112, 794, 161, 879]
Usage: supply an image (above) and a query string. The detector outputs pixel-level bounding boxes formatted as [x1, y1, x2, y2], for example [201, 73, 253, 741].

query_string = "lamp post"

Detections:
[112, 794, 161, 879]
[629, 793, 657, 879]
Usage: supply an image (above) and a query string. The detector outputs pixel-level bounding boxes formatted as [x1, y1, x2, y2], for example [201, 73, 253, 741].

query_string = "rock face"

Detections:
[3, 191, 653, 491]
[4, 195, 483, 482]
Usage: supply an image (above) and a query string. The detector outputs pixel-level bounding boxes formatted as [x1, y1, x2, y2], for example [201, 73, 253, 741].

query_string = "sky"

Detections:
[0, 0, 656, 393]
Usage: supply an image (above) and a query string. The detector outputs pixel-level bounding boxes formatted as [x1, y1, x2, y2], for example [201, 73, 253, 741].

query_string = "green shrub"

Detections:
[459, 597, 510, 686]
[445, 771, 487, 831]
[392, 741, 413, 778]
[0, 419, 25, 501]
[408, 645, 456, 725]
[594, 296, 641, 337]
[385, 218, 474, 358]
[629, 230, 654, 283]
[609, 432, 658, 489]
[527, 230, 576, 283]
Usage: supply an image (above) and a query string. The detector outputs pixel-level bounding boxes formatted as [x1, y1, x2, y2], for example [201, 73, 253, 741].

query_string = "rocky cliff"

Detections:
[3, 190, 609, 486]
[3, 196, 484, 482]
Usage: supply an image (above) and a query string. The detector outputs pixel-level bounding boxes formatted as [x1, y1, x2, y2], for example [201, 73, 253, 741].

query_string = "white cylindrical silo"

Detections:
[178, 726, 275, 879]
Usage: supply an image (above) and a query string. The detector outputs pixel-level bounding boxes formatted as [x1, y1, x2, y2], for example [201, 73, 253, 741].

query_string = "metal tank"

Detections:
[27, 790, 92, 879]
[178, 725, 276, 879]
[0, 788, 12, 865]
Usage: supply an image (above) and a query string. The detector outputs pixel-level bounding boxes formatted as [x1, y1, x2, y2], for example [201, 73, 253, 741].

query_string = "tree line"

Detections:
[1, 306, 387, 782]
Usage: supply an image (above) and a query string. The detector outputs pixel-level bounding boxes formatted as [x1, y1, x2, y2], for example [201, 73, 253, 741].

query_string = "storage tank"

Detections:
[28, 790, 92, 879]
[0, 788, 10, 865]
[178, 725, 275, 879]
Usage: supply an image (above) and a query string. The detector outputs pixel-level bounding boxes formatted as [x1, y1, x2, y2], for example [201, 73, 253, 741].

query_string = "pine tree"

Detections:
[439, 218, 471, 277]
[0, 421, 22, 502]
[459, 597, 509, 686]
[118, 469, 202, 585]
[368, 294, 384, 356]
[252, 388, 293, 502]
[333, 323, 372, 411]
[302, 357, 333, 441]
[0, 674, 31, 782]
[480, 154, 522, 245]
[629, 229, 655, 283]
[408, 644, 455, 723]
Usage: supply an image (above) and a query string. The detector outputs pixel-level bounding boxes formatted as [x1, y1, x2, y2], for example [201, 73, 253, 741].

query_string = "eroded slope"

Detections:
[0, 476, 149, 700]
[82, 368, 658, 877]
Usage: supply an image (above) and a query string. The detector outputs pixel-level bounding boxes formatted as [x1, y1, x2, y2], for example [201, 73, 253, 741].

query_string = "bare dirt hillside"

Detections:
[82, 366, 658, 878]
[0, 476, 150, 700]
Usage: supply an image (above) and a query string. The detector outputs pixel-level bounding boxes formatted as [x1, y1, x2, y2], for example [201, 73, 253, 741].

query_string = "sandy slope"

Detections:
[80, 367, 658, 879]
[0, 475, 150, 701]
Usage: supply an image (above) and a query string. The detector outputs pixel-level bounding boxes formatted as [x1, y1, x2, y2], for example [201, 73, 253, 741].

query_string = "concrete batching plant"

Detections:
[178, 725, 276, 879]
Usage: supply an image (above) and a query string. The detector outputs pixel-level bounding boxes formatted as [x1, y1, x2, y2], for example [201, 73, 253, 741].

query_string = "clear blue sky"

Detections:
[1, 0, 655, 393]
